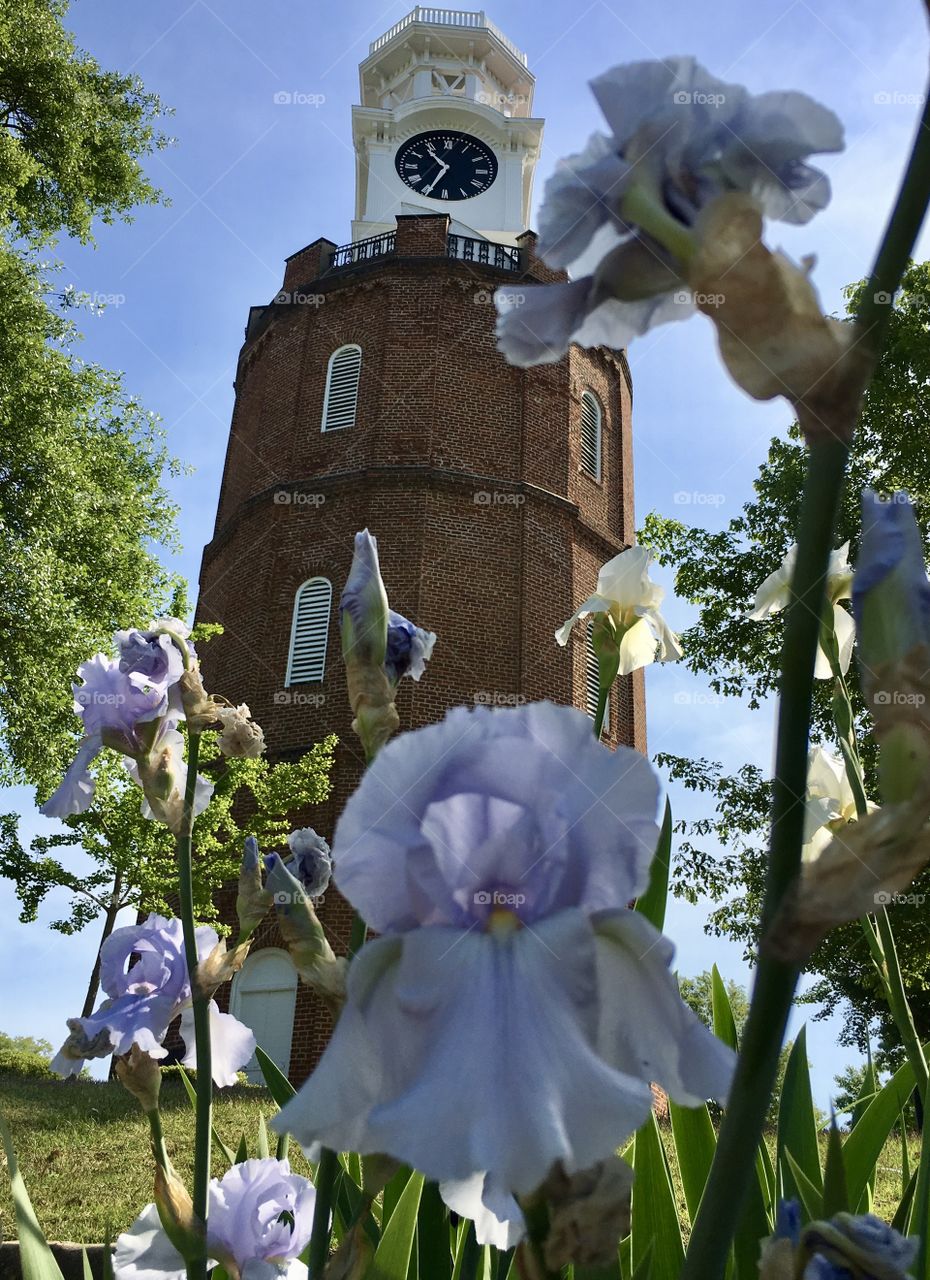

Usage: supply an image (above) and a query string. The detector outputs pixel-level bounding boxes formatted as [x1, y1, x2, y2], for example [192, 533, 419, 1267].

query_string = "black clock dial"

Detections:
[395, 130, 498, 201]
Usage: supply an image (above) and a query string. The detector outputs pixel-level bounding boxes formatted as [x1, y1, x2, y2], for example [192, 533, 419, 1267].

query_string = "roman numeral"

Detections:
[471, 178, 483, 187]
[440, 189, 449, 198]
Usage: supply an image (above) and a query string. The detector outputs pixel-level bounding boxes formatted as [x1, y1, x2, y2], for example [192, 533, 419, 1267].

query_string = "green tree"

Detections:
[0, 0, 169, 244]
[0, 732, 337, 1017]
[0, 0, 180, 791]
[0, 1032, 52, 1058]
[642, 262, 930, 1058]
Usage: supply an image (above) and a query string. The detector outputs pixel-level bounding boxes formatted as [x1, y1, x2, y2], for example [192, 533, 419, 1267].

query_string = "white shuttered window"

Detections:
[580, 390, 602, 480]
[286, 578, 332, 684]
[321, 344, 362, 432]
[586, 622, 610, 732]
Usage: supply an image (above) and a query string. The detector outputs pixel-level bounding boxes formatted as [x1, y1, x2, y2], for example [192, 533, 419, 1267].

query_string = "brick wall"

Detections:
[198, 222, 642, 1082]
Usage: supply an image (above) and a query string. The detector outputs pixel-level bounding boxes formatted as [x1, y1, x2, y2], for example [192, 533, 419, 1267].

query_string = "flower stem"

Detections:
[681, 437, 848, 1279]
[176, 731, 211, 1280]
[307, 1147, 340, 1279]
[682, 25, 930, 1270]
[593, 684, 609, 739]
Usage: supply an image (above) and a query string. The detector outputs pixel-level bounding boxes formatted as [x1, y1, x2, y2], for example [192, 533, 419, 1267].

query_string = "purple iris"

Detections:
[52, 914, 255, 1087]
[114, 1158, 315, 1280]
[274, 703, 734, 1231]
[286, 827, 333, 898]
[385, 610, 436, 684]
[853, 490, 930, 646]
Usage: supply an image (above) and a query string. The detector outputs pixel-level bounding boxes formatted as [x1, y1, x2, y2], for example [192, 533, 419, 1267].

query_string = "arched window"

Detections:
[230, 949, 298, 1084]
[286, 577, 332, 685]
[580, 390, 603, 481]
[321, 344, 362, 431]
[586, 621, 610, 733]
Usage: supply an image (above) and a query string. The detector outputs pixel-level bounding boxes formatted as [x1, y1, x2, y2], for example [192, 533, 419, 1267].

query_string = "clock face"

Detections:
[395, 130, 498, 201]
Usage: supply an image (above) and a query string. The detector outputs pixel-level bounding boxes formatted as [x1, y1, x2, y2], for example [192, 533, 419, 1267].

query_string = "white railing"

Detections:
[369, 8, 527, 66]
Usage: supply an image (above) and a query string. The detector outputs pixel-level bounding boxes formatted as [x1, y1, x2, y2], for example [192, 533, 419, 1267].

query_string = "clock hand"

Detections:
[422, 162, 449, 195]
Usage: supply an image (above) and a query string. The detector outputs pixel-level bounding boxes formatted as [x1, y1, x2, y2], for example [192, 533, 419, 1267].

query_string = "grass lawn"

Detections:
[0, 1074, 313, 1244]
[0, 1075, 919, 1246]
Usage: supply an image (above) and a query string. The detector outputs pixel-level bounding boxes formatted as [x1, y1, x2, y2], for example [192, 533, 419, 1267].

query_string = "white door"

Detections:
[231, 948, 298, 1084]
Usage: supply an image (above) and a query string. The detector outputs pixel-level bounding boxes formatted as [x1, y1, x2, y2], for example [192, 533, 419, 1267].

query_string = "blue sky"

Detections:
[1, 0, 929, 1106]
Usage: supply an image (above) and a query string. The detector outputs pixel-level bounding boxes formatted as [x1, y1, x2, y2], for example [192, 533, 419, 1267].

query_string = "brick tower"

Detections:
[197, 8, 645, 1084]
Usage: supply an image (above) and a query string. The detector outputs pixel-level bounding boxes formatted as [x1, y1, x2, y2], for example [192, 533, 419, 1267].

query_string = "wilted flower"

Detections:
[747, 542, 853, 678]
[274, 703, 734, 1233]
[115, 1158, 315, 1280]
[759, 1200, 916, 1280]
[542, 1157, 634, 1270]
[385, 610, 436, 684]
[237, 837, 273, 938]
[287, 827, 333, 898]
[266, 854, 346, 1013]
[556, 545, 682, 675]
[52, 914, 255, 1087]
[215, 703, 266, 758]
[496, 57, 842, 367]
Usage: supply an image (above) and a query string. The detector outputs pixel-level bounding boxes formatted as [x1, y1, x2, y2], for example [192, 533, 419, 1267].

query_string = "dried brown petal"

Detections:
[688, 194, 863, 444]
[542, 1157, 634, 1270]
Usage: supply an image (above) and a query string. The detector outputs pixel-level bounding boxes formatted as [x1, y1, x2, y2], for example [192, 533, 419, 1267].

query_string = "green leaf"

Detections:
[776, 1028, 823, 1214]
[730, 1145, 774, 1280]
[276, 1130, 290, 1162]
[634, 799, 672, 932]
[630, 1240, 654, 1280]
[844, 1054, 917, 1212]
[900, 1113, 911, 1196]
[668, 1100, 715, 1225]
[235, 1132, 249, 1164]
[710, 966, 739, 1051]
[822, 1119, 849, 1217]
[253, 1113, 268, 1159]
[631, 1113, 684, 1279]
[367, 1171, 424, 1280]
[381, 1167, 414, 1230]
[895, 1167, 918, 1236]
[255, 1045, 297, 1105]
[417, 1182, 452, 1280]
[784, 1150, 823, 1222]
[81, 1250, 93, 1280]
[175, 1065, 238, 1166]
[0, 1111, 66, 1280]
[576, 1263, 622, 1280]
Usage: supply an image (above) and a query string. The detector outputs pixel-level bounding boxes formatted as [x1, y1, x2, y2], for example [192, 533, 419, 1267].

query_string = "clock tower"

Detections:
[197, 8, 644, 1084]
[351, 9, 542, 241]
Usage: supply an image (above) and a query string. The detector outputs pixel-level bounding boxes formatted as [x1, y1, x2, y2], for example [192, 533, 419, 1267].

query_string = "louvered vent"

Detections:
[321, 345, 362, 432]
[580, 391, 602, 480]
[586, 622, 610, 732]
[286, 578, 332, 684]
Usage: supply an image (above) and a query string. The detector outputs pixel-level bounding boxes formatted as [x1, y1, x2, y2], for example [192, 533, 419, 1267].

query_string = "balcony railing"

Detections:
[447, 233, 521, 272]
[369, 8, 527, 66]
[328, 231, 396, 270]
[326, 230, 522, 275]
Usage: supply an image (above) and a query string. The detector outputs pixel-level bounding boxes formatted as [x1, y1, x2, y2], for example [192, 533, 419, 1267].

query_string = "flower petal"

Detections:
[555, 595, 614, 647]
[593, 910, 735, 1107]
[114, 1203, 187, 1280]
[179, 1001, 256, 1087]
[617, 617, 660, 675]
[440, 1174, 525, 1249]
[40, 733, 104, 818]
[278, 914, 656, 1196]
[495, 280, 594, 368]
